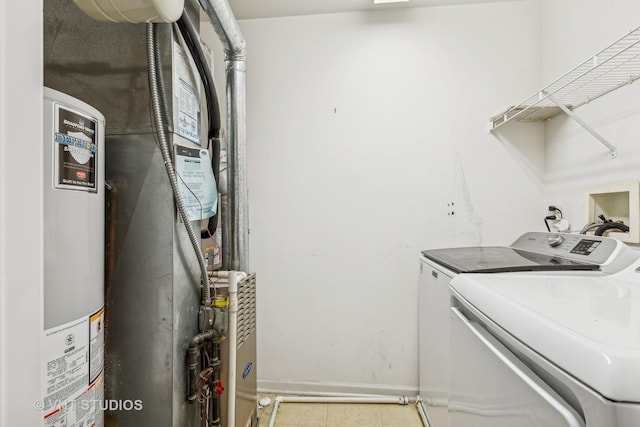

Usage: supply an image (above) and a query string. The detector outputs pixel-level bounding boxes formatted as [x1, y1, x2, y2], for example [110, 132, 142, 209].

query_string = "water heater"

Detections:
[41, 87, 106, 427]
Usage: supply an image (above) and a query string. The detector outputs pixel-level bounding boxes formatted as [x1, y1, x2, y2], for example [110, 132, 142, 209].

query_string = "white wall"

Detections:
[233, 1, 545, 394]
[542, 1, 640, 235]
[0, 0, 44, 425]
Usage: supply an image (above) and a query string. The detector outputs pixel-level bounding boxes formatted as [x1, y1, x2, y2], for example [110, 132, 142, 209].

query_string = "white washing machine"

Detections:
[418, 232, 640, 427]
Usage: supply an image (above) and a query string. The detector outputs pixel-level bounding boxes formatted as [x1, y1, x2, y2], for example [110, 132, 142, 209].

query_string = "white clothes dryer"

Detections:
[418, 232, 639, 427]
[449, 261, 640, 427]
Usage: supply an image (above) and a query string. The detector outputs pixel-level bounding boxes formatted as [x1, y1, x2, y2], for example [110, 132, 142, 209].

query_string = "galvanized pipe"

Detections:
[226, 59, 248, 272]
[198, 0, 249, 272]
[198, 0, 245, 56]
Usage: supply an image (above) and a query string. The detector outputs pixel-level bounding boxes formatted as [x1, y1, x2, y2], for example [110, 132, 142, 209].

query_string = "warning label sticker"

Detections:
[178, 78, 200, 143]
[54, 105, 98, 192]
[43, 373, 104, 427]
[43, 316, 89, 412]
[89, 307, 105, 384]
[42, 311, 104, 427]
[174, 40, 201, 145]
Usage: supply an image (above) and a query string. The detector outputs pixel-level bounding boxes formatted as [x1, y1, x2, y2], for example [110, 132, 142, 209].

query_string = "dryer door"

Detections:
[449, 306, 585, 427]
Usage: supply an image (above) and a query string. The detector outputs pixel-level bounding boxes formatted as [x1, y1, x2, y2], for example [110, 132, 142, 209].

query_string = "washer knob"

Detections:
[548, 234, 564, 247]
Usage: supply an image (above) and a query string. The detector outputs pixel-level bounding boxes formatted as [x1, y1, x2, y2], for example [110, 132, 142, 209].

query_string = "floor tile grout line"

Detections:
[257, 398, 424, 427]
[323, 403, 328, 427]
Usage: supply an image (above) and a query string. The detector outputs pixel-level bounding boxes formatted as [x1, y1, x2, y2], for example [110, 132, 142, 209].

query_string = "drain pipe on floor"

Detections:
[415, 397, 431, 427]
[267, 395, 417, 427]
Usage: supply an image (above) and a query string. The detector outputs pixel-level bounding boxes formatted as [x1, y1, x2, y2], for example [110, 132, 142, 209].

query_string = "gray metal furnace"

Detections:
[220, 273, 258, 427]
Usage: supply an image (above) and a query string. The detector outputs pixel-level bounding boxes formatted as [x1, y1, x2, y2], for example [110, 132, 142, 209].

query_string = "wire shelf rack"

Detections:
[490, 26, 640, 133]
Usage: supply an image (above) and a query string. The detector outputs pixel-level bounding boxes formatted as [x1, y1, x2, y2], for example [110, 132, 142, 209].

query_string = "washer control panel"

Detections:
[511, 232, 621, 265]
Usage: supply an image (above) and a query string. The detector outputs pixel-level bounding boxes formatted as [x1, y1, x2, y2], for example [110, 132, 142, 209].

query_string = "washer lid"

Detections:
[422, 232, 626, 274]
[422, 246, 599, 274]
[451, 271, 640, 403]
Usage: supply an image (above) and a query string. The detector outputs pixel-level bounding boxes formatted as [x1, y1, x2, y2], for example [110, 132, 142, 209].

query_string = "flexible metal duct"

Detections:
[198, 0, 248, 272]
[147, 22, 211, 303]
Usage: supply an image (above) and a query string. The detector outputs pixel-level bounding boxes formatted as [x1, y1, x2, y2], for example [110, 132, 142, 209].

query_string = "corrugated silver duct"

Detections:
[198, 0, 249, 272]
[147, 22, 211, 303]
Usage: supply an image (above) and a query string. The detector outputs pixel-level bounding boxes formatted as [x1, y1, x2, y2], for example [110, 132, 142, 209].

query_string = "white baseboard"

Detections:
[257, 378, 418, 397]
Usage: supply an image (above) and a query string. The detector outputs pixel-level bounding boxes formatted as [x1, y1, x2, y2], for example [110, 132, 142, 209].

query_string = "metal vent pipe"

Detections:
[198, 0, 248, 272]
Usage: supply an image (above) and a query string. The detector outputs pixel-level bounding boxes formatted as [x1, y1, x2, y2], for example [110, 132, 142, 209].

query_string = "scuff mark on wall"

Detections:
[454, 150, 484, 246]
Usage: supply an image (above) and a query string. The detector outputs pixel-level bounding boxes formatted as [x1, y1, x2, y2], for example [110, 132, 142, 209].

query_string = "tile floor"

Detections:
[256, 395, 424, 427]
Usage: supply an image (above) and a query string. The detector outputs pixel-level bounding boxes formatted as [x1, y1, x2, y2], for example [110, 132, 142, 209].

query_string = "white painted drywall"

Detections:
[0, 0, 44, 425]
[212, 1, 545, 394]
[541, 1, 640, 239]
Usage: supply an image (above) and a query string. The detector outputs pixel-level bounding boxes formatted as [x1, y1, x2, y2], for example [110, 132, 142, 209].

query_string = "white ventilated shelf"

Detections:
[490, 26, 640, 158]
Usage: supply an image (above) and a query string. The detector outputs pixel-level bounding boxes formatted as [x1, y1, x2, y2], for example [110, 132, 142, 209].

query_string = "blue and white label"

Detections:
[177, 78, 199, 144]
[54, 133, 97, 153]
[53, 105, 98, 191]
[175, 144, 217, 221]
[242, 362, 253, 379]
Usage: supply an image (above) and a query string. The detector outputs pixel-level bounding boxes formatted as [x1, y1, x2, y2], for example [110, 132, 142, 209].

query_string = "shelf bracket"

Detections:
[542, 91, 617, 159]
